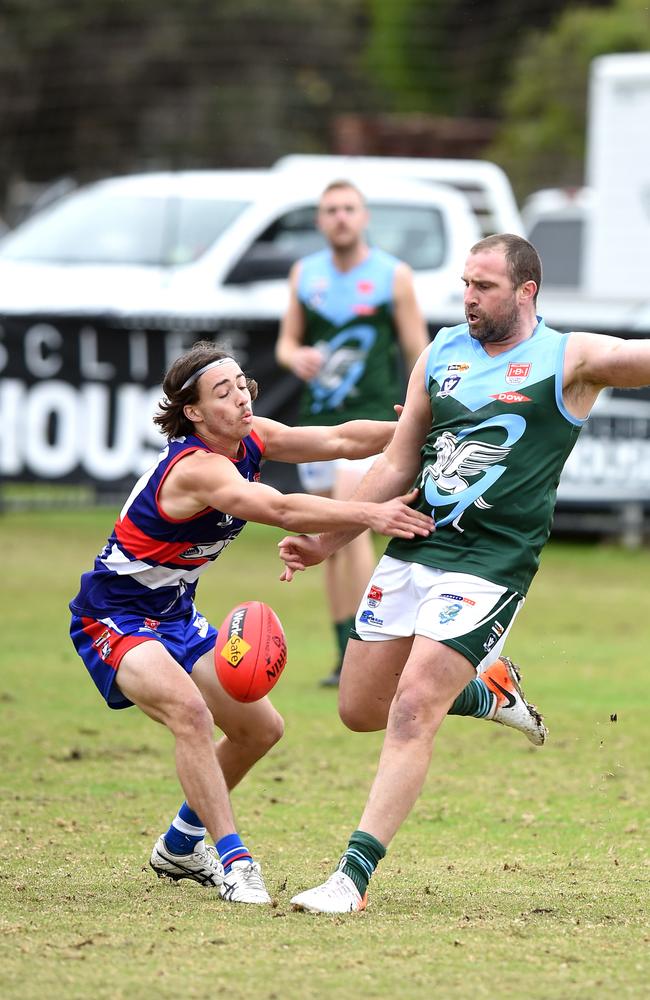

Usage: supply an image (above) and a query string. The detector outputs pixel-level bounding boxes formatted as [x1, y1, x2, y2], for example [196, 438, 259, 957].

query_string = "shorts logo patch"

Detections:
[359, 610, 384, 627]
[438, 603, 462, 624]
[440, 592, 476, 606]
[143, 618, 160, 630]
[483, 619, 505, 652]
[92, 628, 113, 660]
[367, 585, 383, 607]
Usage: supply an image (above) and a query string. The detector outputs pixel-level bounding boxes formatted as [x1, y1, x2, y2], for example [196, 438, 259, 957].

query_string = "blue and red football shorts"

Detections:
[69, 607, 217, 709]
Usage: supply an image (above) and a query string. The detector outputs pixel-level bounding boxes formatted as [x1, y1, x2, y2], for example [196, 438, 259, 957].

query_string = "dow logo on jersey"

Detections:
[422, 414, 526, 530]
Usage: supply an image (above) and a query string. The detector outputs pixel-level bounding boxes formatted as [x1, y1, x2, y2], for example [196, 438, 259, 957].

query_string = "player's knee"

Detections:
[171, 694, 215, 740]
[229, 706, 285, 754]
[339, 696, 384, 733]
[259, 707, 285, 750]
[388, 684, 440, 742]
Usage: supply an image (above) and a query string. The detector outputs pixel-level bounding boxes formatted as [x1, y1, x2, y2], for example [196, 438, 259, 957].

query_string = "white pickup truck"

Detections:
[273, 153, 525, 239]
[0, 167, 480, 320]
[0, 167, 480, 490]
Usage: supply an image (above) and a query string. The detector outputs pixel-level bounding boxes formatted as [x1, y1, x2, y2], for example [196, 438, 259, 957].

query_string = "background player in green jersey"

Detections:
[276, 180, 430, 686]
[279, 233, 650, 914]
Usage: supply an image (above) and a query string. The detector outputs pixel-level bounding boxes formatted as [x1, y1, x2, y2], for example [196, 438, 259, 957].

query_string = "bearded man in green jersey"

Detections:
[279, 233, 650, 914]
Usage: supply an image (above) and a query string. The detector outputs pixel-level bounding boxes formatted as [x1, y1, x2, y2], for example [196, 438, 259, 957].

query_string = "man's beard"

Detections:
[467, 299, 520, 344]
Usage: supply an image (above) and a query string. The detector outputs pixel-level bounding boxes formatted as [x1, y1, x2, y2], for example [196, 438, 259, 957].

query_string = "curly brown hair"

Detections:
[154, 340, 259, 440]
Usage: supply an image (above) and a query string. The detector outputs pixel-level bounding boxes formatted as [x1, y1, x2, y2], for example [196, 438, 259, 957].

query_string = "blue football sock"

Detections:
[216, 833, 253, 873]
[163, 801, 206, 855]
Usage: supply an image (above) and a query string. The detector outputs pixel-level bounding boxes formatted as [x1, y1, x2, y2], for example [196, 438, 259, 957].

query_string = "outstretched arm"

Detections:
[275, 263, 323, 381]
[160, 449, 434, 539]
[253, 414, 398, 464]
[564, 331, 650, 419]
[278, 346, 434, 578]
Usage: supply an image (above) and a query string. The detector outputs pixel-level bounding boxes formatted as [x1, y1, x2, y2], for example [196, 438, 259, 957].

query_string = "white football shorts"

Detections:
[354, 555, 524, 671]
[297, 454, 379, 494]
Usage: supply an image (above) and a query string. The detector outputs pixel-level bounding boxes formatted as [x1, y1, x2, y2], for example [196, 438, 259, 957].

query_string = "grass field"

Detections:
[1, 508, 648, 999]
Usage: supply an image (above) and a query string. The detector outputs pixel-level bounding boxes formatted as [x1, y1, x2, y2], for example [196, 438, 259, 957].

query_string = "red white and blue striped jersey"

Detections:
[70, 431, 265, 620]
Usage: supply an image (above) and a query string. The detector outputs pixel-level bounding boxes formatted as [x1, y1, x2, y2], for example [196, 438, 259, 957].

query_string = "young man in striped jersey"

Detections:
[69, 341, 434, 905]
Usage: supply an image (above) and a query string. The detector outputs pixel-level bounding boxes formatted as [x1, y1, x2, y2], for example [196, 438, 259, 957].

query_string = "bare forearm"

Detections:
[264, 483, 431, 541]
[267, 493, 373, 534]
[334, 419, 395, 459]
[315, 452, 417, 554]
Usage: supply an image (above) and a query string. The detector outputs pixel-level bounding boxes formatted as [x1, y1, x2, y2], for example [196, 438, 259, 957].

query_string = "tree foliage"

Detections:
[0, 0, 644, 212]
[0, 0, 372, 196]
[487, 0, 650, 198]
[364, 0, 612, 116]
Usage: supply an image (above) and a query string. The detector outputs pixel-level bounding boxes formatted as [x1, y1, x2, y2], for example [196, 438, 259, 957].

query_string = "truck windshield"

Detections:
[0, 188, 251, 266]
[368, 204, 445, 270]
[253, 202, 446, 273]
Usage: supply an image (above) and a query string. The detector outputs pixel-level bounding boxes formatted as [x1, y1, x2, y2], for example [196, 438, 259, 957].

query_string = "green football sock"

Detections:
[335, 616, 356, 661]
[448, 676, 493, 718]
[341, 829, 386, 896]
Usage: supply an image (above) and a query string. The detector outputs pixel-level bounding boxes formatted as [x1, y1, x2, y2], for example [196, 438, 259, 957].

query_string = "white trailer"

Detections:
[583, 52, 650, 299]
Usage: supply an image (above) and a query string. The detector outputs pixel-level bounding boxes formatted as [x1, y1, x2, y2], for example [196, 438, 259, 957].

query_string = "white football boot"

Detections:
[481, 656, 549, 746]
[291, 870, 367, 914]
[219, 860, 272, 904]
[149, 836, 224, 888]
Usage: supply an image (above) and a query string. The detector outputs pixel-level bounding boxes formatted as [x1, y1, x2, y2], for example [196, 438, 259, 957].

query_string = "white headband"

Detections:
[180, 357, 239, 391]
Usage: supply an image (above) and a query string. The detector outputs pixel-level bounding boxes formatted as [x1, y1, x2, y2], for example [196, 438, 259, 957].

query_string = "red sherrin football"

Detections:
[215, 601, 287, 703]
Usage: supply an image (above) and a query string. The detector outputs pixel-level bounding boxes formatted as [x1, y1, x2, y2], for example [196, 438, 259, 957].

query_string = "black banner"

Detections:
[0, 312, 303, 492]
[3, 312, 650, 512]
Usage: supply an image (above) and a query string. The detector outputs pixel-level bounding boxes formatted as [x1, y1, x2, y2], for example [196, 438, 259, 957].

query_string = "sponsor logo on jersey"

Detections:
[490, 391, 532, 403]
[439, 593, 476, 606]
[436, 375, 462, 398]
[356, 280, 374, 294]
[447, 363, 470, 372]
[422, 413, 526, 531]
[359, 609, 384, 627]
[307, 277, 328, 310]
[505, 362, 531, 385]
[367, 585, 383, 607]
[180, 537, 235, 561]
[353, 303, 377, 316]
[438, 602, 462, 624]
